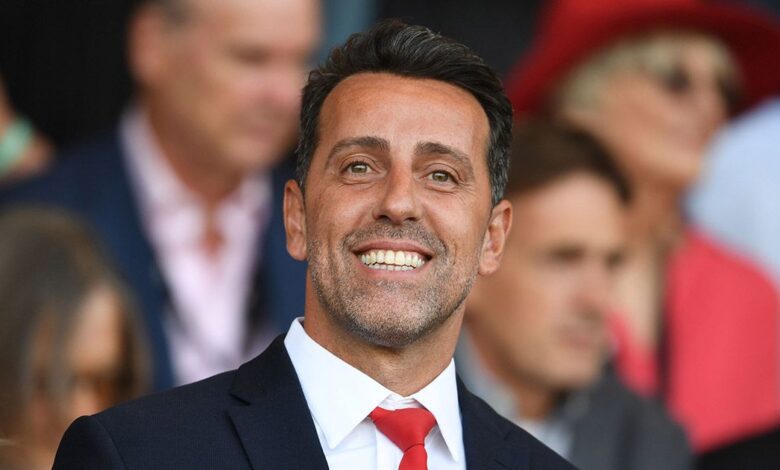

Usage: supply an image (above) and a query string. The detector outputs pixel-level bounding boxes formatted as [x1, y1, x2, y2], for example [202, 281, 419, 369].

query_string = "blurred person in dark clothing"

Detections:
[505, 0, 780, 455]
[0, 207, 150, 470]
[1, 0, 321, 390]
[459, 122, 691, 470]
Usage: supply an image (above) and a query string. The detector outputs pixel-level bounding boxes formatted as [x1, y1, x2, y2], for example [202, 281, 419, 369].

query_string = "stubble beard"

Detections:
[307, 222, 480, 349]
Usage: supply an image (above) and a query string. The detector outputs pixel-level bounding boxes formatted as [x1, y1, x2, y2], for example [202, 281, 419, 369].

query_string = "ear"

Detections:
[127, 4, 171, 88]
[284, 179, 308, 261]
[478, 199, 512, 276]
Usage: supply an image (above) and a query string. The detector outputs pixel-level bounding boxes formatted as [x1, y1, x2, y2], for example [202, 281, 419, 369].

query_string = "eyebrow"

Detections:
[325, 136, 390, 166]
[415, 141, 475, 180]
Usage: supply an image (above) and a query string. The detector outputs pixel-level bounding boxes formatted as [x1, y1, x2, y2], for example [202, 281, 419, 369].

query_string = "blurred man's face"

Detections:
[284, 73, 511, 349]
[467, 172, 625, 392]
[135, 0, 320, 174]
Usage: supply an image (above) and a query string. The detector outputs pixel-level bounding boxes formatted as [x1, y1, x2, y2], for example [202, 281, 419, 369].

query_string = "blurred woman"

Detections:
[0, 208, 150, 469]
[506, 0, 780, 454]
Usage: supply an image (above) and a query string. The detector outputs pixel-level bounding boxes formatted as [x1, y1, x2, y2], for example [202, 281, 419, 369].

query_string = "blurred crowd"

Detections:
[2, 0, 780, 468]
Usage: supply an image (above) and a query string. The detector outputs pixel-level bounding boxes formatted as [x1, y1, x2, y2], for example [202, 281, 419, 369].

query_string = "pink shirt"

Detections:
[121, 107, 275, 385]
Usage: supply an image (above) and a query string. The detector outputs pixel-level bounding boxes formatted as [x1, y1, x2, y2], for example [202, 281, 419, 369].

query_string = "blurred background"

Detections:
[1, 0, 780, 468]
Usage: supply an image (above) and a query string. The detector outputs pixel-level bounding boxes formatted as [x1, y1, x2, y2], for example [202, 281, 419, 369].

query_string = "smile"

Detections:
[358, 249, 427, 271]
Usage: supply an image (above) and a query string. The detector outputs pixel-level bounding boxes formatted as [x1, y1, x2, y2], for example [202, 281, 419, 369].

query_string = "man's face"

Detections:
[135, 0, 320, 173]
[285, 73, 510, 348]
[468, 172, 625, 391]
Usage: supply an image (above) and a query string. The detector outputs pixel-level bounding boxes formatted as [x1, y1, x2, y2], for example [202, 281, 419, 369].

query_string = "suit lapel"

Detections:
[228, 337, 328, 470]
[459, 379, 531, 470]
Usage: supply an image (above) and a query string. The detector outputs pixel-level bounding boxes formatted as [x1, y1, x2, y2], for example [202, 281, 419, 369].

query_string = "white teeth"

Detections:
[358, 249, 427, 270]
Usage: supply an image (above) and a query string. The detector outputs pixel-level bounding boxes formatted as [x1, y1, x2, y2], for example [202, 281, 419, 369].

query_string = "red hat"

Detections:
[507, 0, 780, 116]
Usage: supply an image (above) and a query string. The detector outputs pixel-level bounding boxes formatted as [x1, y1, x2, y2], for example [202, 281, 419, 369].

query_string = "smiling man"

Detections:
[53, 21, 574, 469]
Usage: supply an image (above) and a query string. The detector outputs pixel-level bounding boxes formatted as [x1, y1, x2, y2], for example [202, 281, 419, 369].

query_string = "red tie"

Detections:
[370, 407, 437, 470]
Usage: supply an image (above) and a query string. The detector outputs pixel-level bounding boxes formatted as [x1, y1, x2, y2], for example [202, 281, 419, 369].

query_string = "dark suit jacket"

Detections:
[570, 370, 691, 470]
[53, 336, 575, 469]
[0, 133, 307, 390]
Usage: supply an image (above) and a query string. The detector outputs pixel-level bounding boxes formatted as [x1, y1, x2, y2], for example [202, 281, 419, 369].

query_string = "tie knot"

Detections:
[370, 407, 437, 452]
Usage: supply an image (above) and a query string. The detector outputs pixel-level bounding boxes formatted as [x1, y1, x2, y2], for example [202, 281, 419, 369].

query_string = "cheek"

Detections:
[306, 190, 367, 244]
[498, 268, 563, 331]
[431, 203, 489, 260]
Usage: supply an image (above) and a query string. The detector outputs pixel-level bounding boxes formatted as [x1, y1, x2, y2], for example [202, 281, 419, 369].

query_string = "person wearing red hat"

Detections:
[505, 0, 780, 456]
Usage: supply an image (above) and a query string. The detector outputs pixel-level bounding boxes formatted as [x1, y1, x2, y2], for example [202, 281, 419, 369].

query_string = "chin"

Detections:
[550, 363, 603, 391]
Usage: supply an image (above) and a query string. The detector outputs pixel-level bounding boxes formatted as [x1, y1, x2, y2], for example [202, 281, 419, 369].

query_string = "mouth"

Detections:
[358, 249, 428, 271]
[350, 238, 435, 274]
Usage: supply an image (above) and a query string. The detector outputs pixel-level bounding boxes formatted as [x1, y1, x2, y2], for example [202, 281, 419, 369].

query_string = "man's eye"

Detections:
[429, 171, 452, 183]
[347, 162, 370, 174]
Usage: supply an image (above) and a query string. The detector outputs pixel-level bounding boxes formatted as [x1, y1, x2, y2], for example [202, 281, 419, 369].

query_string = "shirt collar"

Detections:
[284, 318, 463, 462]
[409, 356, 463, 462]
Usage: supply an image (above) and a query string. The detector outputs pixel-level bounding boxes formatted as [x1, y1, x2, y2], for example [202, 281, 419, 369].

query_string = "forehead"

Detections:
[510, 172, 625, 248]
[317, 72, 490, 160]
[186, 0, 319, 49]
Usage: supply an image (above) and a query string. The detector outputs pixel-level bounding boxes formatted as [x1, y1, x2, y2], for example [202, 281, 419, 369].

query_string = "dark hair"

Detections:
[507, 120, 631, 204]
[297, 19, 513, 206]
[0, 207, 150, 449]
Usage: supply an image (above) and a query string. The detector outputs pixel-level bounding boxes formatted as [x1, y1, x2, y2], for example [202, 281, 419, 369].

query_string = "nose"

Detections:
[575, 263, 614, 320]
[372, 166, 423, 224]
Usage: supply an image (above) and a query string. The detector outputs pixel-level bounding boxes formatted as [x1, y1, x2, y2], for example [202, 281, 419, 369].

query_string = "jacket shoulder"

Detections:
[573, 371, 691, 470]
[55, 370, 246, 469]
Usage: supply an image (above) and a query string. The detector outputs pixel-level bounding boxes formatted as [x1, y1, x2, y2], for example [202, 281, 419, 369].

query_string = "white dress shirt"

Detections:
[121, 107, 275, 385]
[284, 318, 466, 470]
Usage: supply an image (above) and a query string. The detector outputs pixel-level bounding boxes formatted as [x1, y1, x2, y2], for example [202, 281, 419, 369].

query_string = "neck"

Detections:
[625, 181, 684, 250]
[467, 325, 557, 422]
[143, 100, 243, 211]
[304, 303, 463, 397]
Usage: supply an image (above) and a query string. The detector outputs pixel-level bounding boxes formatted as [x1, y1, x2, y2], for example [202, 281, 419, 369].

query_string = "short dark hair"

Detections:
[507, 120, 631, 204]
[297, 19, 513, 206]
